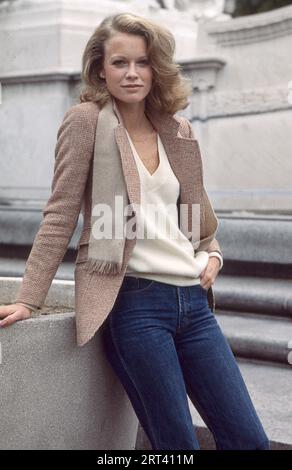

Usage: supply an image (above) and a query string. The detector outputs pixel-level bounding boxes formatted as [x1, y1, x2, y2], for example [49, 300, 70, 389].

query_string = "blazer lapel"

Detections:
[114, 124, 141, 210]
[145, 106, 203, 206]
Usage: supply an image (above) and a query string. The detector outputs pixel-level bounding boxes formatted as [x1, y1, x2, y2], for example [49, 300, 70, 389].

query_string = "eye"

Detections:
[112, 59, 149, 65]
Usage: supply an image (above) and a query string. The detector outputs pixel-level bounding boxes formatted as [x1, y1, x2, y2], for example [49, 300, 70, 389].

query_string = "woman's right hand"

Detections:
[0, 303, 32, 328]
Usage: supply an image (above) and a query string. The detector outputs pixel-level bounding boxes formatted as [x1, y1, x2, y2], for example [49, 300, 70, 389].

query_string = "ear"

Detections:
[100, 70, 105, 79]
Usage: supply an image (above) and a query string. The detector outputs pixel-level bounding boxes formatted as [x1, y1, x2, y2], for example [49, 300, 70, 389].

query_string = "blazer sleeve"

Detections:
[14, 104, 96, 309]
[185, 118, 223, 260]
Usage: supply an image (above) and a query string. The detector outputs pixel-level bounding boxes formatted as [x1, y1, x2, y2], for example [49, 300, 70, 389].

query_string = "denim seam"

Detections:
[176, 287, 183, 331]
[109, 314, 158, 449]
[120, 280, 155, 294]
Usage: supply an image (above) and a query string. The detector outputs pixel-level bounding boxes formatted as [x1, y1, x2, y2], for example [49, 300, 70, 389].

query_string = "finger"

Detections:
[0, 310, 26, 328]
[200, 284, 209, 291]
[200, 277, 209, 289]
[0, 305, 16, 319]
[202, 282, 212, 290]
[200, 268, 206, 278]
[200, 273, 213, 289]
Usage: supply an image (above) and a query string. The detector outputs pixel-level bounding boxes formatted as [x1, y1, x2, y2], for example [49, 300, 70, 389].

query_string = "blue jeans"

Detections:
[101, 276, 270, 450]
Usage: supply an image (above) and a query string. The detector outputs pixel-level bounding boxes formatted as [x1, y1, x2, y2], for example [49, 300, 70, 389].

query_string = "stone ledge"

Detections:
[205, 5, 292, 46]
[0, 315, 138, 449]
[0, 276, 75, 309]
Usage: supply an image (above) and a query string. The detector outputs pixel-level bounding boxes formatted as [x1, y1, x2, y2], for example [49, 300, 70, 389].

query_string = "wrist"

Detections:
[209, 256, 221, 270]
[208, 251, 223, 270]
[15, 303, 34, 313]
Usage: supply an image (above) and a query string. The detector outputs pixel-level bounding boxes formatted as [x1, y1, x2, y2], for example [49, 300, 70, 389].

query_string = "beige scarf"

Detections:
[85, 97, 130, 275]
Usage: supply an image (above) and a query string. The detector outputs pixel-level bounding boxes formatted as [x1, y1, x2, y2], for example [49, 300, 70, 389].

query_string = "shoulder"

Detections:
[56, 102, 101, 145]
[56, 101, 101, 141]
[55, 102, 101, 157]
[173, 114, 193, 139]
[65, 101, 100, 122]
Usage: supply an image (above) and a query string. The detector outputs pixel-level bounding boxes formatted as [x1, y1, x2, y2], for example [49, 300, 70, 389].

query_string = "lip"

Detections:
[122, 85, 143, 88]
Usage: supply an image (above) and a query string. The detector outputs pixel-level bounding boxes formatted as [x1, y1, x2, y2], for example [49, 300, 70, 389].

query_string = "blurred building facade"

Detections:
[0, 0, 291, 214]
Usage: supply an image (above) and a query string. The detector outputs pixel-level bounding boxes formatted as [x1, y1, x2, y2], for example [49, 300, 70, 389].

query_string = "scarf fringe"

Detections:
[85, 257, 122, 275]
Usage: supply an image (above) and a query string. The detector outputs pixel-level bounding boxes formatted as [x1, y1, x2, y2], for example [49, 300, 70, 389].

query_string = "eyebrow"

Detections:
[111, 55, 148, 60]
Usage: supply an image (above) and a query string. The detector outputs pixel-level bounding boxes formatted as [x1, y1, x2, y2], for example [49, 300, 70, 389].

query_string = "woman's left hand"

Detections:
[199, 257, 220, 290]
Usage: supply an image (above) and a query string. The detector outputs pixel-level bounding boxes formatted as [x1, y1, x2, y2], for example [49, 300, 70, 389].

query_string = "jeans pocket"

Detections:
[119, 276, 155, 294]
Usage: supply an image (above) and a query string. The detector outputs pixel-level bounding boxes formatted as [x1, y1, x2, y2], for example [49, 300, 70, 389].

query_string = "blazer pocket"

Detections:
[76, 226, 91, 265]
[77, 226, 91, 246]
[75, 242, 89, 265]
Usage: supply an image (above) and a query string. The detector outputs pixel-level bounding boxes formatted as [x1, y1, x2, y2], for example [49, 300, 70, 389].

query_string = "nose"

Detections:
[125, 61, 139, 78]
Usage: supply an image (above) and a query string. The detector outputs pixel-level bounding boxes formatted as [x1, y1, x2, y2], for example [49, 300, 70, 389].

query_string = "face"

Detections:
[100, 32, 153, 106]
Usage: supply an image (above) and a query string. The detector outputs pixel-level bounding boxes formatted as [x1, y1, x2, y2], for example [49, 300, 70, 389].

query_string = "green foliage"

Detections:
[232, 0, 292, 17]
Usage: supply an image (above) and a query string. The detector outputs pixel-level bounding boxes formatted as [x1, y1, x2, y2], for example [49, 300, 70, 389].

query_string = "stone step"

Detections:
[136, 358, 292, 450]
[0, 206, 82, 249]
[1, 210, 292, 266]
[217, 214, 292, 266]
[0, 257, 75, 281]
[215, 310, 292, 365]
[215, 274, 292, 318]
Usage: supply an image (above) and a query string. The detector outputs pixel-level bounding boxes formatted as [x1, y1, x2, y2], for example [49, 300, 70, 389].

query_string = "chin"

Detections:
[114, 95, 147, 105]
[112, 88, 150, 102]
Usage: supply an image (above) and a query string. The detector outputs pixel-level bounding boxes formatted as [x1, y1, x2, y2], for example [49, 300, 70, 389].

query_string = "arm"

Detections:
[14, 103, 97, 309]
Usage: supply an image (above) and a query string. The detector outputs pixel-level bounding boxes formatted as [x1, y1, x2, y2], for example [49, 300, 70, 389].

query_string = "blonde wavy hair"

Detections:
[79, 12, 192, 115]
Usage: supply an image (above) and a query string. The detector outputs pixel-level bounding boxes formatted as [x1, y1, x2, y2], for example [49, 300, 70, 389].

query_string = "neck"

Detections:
[113, 97, 151, 132]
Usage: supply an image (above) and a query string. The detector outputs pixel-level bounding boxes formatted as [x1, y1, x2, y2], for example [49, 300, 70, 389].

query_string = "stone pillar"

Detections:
[188, 5, 292, 213]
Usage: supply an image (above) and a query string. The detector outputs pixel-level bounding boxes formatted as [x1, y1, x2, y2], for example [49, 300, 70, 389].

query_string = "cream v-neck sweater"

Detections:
[125, 129, 223, 286]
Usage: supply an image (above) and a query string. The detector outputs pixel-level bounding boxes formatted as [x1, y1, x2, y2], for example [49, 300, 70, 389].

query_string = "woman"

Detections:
[0, 13, 269, 451]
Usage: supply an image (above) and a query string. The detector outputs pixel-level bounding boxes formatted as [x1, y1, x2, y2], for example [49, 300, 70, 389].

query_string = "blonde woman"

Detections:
[0, 13, 269, 451]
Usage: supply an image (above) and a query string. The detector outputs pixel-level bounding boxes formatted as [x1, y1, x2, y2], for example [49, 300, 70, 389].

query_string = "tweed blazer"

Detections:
[15, 100, 223, 347]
